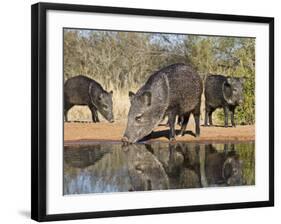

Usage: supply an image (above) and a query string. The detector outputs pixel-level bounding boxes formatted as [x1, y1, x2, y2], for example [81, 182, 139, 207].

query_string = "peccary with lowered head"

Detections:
[64, 75, 114, 123]
[204, 75, 244, 127]
[122, 63, 202, 143]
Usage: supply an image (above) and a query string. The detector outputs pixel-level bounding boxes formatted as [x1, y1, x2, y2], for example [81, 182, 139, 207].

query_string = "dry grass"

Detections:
[67, 106, 93, 122]
[112, 90, 130, 122]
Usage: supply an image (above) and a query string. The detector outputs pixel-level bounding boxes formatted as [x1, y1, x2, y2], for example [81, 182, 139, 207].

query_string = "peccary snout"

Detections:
[121, 135, 136, 145]
[121, 136, 129, 143]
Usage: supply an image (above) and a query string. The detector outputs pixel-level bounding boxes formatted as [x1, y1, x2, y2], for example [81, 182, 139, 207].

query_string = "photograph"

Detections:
[0, 0, 278, 223]
[63, 29, 255, 195]
[31, 2, 274, 221]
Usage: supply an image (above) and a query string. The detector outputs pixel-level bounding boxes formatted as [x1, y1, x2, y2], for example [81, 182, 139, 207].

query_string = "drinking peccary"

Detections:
[122, 63, 202, 143]
[204, 75, 244, 127]
[64, 75, 114, 123]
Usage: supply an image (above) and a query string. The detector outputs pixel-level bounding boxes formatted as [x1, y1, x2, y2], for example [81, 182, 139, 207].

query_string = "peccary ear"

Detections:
[129, 91, 135, 102]
[226, 77, 233, 85]
[109, 90, 113, 95]
[222, 81, 233, 104]
[141, 91, 152, 106]
[98, 92, 103, 101]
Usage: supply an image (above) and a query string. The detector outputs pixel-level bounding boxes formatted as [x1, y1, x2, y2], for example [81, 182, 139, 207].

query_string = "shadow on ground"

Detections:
[140, 129, 196, 141]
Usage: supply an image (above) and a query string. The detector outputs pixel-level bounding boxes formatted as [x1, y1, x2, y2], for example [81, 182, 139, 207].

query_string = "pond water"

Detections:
[63, 142, 255, 195]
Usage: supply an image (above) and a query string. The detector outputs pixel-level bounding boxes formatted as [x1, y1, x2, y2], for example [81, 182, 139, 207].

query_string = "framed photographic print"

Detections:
[31, 2, 274, 222]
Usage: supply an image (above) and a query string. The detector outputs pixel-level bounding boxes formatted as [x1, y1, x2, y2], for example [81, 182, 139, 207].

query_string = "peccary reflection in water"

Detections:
[64, 144, 111, 168]
[63, 142, 254, 195]
[123, 144, 169, 191]
[149, 143, 244, 188]
[204, 144, 243, 186]
[64, 143, 169, 194]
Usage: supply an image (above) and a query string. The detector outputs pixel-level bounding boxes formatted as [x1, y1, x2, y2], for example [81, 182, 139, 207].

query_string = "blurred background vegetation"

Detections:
[64, 29, 255, 124]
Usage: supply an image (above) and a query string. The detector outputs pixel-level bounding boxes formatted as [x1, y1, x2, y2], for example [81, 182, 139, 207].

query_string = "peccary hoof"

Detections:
[169, 137, 176, 142]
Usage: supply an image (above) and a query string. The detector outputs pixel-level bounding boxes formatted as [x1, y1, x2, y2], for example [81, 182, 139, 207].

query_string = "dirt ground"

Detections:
[64, 120, 255, 145]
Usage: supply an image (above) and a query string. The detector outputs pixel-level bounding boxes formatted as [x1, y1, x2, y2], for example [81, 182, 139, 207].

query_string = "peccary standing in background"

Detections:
[64, 75, 114, 123]
[204, 75, 244, 127]
[122, 63, 202, 143]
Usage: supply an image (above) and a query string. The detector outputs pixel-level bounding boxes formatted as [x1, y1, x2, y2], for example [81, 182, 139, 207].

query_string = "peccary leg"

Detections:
[178, 114, 187, 126]
[204, 108, 209, 126]
[179, 113, 191, 136]
[194, 102, 201, 137]
[205, 106, 213, 126]
[94, 110, 100, 122]
[209, 111, 213, 126]
[93, 111, 99, 122]
[178, 116, 183, 126]
[167, 111, 177, 141]
[89, 105, 99, 123]
[223, 106, 229, 127]
[230, 107, 236, 127]
[64, 102, 73, 122]
[64, 109, 69, 122]
[194, 114, 200, 137]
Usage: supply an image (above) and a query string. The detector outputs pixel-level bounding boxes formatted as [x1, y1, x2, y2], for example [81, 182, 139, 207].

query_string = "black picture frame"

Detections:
[31, 2, 274, 222]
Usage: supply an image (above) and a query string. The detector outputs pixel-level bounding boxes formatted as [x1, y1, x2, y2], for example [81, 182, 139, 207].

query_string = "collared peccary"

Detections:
[123, 144, 169, 191]
[64, 75, 114, 123]
[205, 144, 243, 186]
[204, 75, 244, 127]
[122, 63, 202, 143]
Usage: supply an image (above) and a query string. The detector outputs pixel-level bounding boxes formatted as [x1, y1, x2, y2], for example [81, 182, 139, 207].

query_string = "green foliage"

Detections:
[236, 143, 255, 185]
[182, 36, 255, 124]
[207, 37, 255, 124]
[64, 29, 255, 124]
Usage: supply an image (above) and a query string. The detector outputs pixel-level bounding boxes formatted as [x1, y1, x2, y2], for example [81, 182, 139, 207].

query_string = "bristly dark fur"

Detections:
[123, 63, 203, 143]
[64, 75, 114, 123]
[204, 74, 244, 127]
